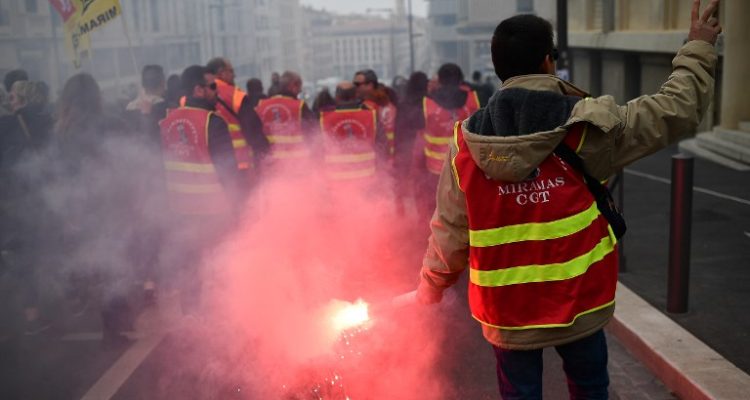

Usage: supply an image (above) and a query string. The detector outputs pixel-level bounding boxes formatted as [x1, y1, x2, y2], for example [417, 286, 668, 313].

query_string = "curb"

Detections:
[608, 282, 750, 400]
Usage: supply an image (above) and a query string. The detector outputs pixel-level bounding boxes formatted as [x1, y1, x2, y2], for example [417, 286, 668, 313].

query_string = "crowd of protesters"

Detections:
[0, 61, 494, 347]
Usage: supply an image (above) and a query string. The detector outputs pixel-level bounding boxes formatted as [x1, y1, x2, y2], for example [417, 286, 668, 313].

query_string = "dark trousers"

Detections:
[493, 330, 609, 400]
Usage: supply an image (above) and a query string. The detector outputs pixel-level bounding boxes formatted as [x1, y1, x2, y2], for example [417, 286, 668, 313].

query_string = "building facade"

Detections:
[301, 6, 430, 89]
[568, 0, 749, 168]
[0, 0, 289, 99]
[425, 0, 555, 76]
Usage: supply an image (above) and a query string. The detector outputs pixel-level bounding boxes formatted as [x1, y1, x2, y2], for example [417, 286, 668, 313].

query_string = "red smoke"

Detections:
[201, 161, 451, 398]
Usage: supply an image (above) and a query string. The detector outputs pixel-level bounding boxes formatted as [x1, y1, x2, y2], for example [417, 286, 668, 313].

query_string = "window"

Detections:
[433, 15, 456, 26]
[150, 0, 159, 31]
[517, 0, 534, 13]
[25, 0, 37, 13]
[133, 0, 140, 31]
[0, 0, 9, 26]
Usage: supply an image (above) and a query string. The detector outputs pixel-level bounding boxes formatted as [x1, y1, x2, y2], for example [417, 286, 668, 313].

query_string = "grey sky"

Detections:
[299, 0, 428, 17]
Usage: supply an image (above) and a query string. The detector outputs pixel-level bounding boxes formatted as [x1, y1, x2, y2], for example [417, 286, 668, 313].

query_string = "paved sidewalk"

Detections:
[607, 332, 676, 400]
[618, 147, 750, 373]
[440, 283, 676, 400]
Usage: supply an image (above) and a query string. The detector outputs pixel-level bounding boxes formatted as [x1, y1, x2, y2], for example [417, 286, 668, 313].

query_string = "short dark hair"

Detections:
[405, 71, 428, 102]
[355, 69, 378, 86]
[4, 69, 29, 92]
[335, 85, 356, 103]
[206, 58, 228, 75]
[246, 78, 263, 95]
[181, 65, 208, 94]
[141, 65, 165, 92]
[491, 14, 554, 81]
[437, 63, 464, 86]
[165, 74, 182, 102]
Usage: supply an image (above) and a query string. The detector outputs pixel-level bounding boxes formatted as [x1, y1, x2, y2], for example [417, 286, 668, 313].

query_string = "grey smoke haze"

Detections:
[300, 0, 428, 16]
[6, 119, 460, 396]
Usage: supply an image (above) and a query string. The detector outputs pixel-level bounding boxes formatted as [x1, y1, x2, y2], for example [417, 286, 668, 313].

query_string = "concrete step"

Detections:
[678, 138, 750, 171]
[739, 121, 750, 133]
[713, 126, 750, 147]
[695, 131, 750, 164]
[611, 283, 750, 400]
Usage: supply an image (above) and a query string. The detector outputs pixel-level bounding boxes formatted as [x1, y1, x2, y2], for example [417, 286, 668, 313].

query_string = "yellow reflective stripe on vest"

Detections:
[325, 152, 376, 163]
[470, 202, 600, 247]
[272, 149, 310, 159]
[472, 299, 616, 331]
[386, 131, 395, 140]
[232, 138, 248, 148]
[329, 167, 376, 180]
[168, 183, 223, 193]
[424, 147, 446, 160]
[424, 134, 451, 145]
[268, 135, 304, 144]
[164, 161, 216, 173]
[470, 233, 616, 287]
[228, 123, 241, 132]
[451, 122, 464, 192]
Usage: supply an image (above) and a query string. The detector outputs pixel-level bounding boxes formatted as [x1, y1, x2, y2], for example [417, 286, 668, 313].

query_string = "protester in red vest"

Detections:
[160, 65, 246, 315]
[319, 81, 381, 185]
[413, 63, 479, 223]
[160, 65, 245, 215]
[354, 70, 397, 158]
[206, 57, 269, 171]
[255, 71, 317, 164]
[414, 2, 721, 398]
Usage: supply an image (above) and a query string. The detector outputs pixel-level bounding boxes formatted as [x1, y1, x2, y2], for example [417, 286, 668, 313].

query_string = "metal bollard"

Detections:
[616, 170, 626, 272]
[667, 154, 694, 313]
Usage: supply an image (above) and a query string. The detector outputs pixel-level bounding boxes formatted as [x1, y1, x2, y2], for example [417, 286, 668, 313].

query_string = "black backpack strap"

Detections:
[216, 96, 241, 120]
[553, 142, 599, 190]
[553, 142, 627, 239]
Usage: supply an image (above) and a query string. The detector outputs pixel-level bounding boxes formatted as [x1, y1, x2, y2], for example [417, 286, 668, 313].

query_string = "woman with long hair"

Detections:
[0, 80, 54, 336]
[55, 73, 103, 139]
[50, 73, 135, 347]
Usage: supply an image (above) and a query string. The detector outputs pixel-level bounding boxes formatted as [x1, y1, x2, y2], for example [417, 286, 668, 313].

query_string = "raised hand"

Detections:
[688, 0, 722, 45]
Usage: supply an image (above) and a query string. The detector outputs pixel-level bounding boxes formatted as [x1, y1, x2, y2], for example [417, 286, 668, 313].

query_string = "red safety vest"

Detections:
[159, 107, 229, 215]
[320, 108, 377, 182]
[380, 102, 396, 157]
[460, 84, 481, 110]
[363, 99, 396, 157]
[255, 95, 308, 160]
[422, 91, 479, 175]
[214, 79, 254, 170]
[452, 122, 618, 329]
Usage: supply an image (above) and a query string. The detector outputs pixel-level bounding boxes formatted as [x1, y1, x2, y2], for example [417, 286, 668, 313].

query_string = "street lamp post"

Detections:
[408, 0, 414, 73]
[367, 8, 397, 79]
[556, 0, 572, 81]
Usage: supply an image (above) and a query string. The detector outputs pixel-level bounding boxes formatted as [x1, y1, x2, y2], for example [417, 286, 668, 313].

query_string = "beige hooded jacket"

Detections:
[419, 40, 718, 350]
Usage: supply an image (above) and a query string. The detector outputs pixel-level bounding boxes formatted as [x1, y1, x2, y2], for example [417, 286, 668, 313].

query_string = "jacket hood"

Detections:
[461, 74, 589, 182]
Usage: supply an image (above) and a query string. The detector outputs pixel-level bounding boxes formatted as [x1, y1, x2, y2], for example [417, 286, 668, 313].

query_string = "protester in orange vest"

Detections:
[206, 57, 269, 172]
[160, 65, 246, 314]
[255, 71, 317, 164]
[414, 63, 479, 222]
[319, 81, 382, 185]
[354, 70, 397, 158]
[415, 4, 721, 398]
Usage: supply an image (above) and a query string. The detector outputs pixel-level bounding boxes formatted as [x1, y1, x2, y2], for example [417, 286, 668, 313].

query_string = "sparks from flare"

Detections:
[330, 299, 370, 333]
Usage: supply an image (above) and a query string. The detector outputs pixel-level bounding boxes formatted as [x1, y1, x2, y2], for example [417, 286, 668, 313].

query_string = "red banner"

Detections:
[49, 0, 77, 22]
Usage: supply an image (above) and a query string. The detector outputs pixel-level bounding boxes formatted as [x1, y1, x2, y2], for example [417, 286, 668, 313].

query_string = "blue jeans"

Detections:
[493, 329, 609, 400]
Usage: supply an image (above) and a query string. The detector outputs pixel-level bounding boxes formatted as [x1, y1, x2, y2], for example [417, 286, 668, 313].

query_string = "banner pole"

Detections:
[118, 3, 139, 77]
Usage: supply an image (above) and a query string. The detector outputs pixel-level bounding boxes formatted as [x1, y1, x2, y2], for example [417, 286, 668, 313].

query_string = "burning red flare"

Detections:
[327, 299, 371, 333]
